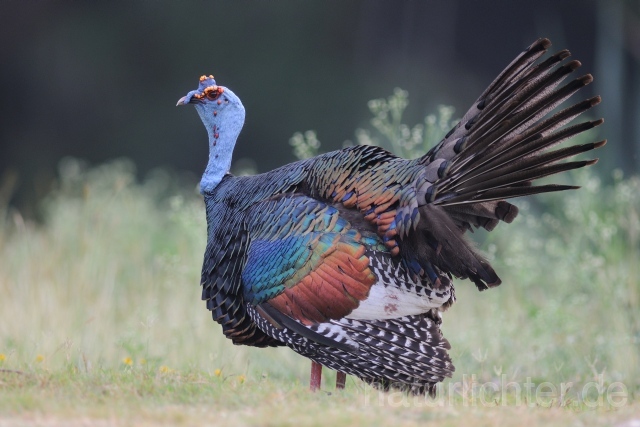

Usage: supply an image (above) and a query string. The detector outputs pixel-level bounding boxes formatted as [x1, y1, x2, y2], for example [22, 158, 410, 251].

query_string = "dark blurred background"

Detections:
[1, 0, 638, 215]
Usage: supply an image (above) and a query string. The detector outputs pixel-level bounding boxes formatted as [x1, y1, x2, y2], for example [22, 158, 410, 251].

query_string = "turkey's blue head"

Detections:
[177, 75, 246, 194]
[176, 75, 245, 132]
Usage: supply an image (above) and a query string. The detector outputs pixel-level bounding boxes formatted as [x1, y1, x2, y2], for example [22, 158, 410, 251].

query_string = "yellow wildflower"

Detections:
[35, 354, 45, 363]
[159, 365, 171, 374]
[139, 358, 147, 365]
[238, 375, 245, 384]
[122, 357, 133, 366]
[214, 368, 222, 377]
[0, 353, 5, 362]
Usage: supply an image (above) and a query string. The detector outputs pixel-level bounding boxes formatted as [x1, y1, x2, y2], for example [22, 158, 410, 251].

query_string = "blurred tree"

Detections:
[0, 0, 632, 216]
[595, 0, 625, 173]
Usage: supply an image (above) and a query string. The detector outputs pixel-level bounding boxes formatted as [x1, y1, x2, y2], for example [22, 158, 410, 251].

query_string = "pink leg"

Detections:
[310, 361, 322, 391]
[336, 371, 346, 389]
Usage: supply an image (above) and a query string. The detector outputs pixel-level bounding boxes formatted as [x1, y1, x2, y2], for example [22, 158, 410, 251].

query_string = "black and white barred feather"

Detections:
[248, 305, 453, 396]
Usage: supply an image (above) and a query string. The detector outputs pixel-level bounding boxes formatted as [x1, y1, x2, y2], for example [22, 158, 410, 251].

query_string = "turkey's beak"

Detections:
[176, 90, 202, 106]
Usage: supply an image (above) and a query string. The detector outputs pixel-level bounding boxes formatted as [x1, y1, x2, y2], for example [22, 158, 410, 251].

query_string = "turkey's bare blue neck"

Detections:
[196, 102, 245, 194]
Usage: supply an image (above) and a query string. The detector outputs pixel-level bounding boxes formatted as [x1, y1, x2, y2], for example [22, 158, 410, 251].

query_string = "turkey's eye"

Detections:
[205, 87, 221, 101]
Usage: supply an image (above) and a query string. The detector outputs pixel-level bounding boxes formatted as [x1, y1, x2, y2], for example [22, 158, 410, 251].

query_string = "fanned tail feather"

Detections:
[406, 38, 604, 291]
[421, 37, 604, 220]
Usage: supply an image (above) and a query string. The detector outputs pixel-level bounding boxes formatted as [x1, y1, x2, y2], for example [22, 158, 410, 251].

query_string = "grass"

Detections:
[1, 95, 639, 425]
[2, 369, 639, 427]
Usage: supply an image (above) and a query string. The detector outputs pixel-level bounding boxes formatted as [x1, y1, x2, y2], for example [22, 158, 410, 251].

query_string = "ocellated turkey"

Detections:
[176, 38, 604, 395]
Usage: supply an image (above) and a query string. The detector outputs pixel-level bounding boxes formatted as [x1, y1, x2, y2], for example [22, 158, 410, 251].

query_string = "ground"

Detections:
[1, 369, 639, 427]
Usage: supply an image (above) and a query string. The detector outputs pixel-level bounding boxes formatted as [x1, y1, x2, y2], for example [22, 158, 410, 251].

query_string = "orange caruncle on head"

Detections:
[190, 75, 224, 101]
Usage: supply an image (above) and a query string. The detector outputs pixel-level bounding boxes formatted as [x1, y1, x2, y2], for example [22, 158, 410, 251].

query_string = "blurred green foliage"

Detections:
[353, 88, 457, 159]
[0, 93, 638, 405]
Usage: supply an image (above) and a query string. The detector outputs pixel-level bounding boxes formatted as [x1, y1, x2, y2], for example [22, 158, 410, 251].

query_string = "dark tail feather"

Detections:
[407, 38, 604, 292]
[449, 159, 598, 199]
[461, 60, 584, 157]
[420, 38, 603, 217]
[450, 120, 604, 191]
[444, 75, 597, 185]
[442, 184, 581, 206]
[416, 204, 501, 289]
[442, 97, 602, 192]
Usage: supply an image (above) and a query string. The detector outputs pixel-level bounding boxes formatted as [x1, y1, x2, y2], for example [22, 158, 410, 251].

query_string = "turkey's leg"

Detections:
[310, 361, 322, 391]
[336, 371, 346, 389]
